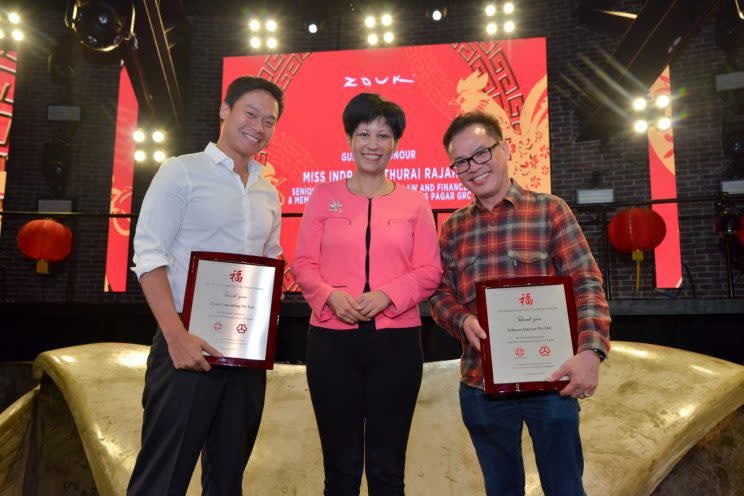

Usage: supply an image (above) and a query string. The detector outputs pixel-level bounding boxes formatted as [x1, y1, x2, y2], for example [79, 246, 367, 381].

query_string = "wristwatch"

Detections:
[590, 348, 607, 362]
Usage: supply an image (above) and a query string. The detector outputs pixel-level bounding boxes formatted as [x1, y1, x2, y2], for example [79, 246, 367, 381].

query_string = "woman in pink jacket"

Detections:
[291, 93, 442, 495]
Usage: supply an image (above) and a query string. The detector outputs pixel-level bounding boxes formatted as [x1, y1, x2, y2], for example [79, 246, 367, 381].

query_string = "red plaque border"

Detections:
[182, 251, 284, 369]
[475, 276, 578, 395]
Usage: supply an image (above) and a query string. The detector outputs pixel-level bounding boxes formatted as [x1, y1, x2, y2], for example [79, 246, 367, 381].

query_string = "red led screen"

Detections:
[223, 38, 550, 289]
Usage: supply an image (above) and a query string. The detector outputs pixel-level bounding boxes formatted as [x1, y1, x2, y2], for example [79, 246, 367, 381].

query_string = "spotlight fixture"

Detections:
[630, 92, 673, 133]
[65, 0, 135, 52]
[634, 119, 649, 133]
[365, 14, 393, 46]
[0, 12, 23, 45]
[308, 23, 318, 33]
[133, 126, 169, 163]
[485, 4, 496, 16]
[504, 2, 515, 14]
[246, 17, 279, 51]
[657, 116, 672, 131]
[504, 21, 515, 33]
[432, 9, 443, 21]
[486, 22, 498, 35]
[655, 94, 671, 108]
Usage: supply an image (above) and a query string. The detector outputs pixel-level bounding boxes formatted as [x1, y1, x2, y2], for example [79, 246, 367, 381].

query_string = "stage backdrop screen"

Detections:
[222, 38, 550, 290]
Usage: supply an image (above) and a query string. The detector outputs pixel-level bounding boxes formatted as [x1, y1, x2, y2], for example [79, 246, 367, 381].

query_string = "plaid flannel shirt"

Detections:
[430, 181, 611, 389]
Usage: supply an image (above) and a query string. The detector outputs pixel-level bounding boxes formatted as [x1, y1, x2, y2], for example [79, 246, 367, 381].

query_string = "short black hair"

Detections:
[224, 76, 285, 118]
[443, 111, 503, 150]
[342, 93, 406, 140]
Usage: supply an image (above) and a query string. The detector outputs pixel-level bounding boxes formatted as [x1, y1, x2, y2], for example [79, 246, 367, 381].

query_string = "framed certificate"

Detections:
[181, 251, 284, 369]
[475, 276, 578, 394]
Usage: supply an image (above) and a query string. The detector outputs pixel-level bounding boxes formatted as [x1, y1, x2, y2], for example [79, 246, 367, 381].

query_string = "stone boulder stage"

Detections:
[1, 341, 743, 495]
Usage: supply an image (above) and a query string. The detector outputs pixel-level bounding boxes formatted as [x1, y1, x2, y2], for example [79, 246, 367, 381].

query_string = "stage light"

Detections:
[655, 94, 671, 108]
[11, 29, 23, 41]
[383, 32, 394, 43]
[152, 130, 165, 143]
[308, 23, 318, 33]
[381, 14, 392, 26]
[657, 117, 672, 130]
[485, 5, 496, 16]
[0, 30, 4, 39]
[267, 37, 278, 49]
[486, 22, 497, 35]
[133, 129, 145, 142]
[249, 19, 261, 31]
[504, 2, 515, 14]
[8, 12, 20, 24]
[250, 37, 261, 48]
[134, 150, 146, 162]
[504, 21, 515, 33]
[153, 150, 166, 163]
[65, 0, 135, 52]
[368, 33, 378, 45]
[365, 16, 376, 28]
[266, 20, 277, 32]
[432, 10, 442, 21]
[632, 97, 647, 111]
[634, 119, 648, 133]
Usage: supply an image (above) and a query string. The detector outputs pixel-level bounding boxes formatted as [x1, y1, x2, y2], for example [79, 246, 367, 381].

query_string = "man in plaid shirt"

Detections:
[430, 111, 610, 496]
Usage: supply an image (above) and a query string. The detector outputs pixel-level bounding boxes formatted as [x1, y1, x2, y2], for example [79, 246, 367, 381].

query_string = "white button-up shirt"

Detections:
[132, 142, 282, 311]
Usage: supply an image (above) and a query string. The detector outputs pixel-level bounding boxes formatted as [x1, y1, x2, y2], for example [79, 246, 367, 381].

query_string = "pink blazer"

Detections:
[291, 180, 443, 330]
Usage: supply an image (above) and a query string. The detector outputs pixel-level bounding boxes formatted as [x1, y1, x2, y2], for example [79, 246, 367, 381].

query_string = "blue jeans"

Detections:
[459, 383, 585, 496]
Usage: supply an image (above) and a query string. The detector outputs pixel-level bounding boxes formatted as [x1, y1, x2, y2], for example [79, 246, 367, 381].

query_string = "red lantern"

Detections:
[16, 219, 73, 274]
[608, 207, 666, 291]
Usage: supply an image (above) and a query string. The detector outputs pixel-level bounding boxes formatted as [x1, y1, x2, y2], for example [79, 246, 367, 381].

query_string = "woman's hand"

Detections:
[356, 290, 392, 319]
[327, 290, 370, 324]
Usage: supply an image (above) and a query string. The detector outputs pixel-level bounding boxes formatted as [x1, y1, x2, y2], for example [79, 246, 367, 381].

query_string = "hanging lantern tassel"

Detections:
[36, 260, 49, 274]
[631, 249, 644, 291]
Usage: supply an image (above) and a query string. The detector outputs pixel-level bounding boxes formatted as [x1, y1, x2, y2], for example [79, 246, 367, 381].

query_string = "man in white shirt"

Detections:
[127, 76, 284, 495]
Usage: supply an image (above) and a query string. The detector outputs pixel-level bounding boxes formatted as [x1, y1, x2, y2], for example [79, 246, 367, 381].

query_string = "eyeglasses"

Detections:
[449, 141, 502, 174]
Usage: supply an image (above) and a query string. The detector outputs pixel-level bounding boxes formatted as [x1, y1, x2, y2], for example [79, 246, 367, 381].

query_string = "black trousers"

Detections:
[127, 330, 266, 496]
[306, 325, 423, 496]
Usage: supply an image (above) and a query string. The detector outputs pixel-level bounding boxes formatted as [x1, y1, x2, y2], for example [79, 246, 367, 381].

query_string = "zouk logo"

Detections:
[343, 75, 415, 88]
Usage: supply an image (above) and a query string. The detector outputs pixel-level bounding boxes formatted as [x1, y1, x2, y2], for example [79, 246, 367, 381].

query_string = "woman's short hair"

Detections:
[342, 93, 406, 140]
